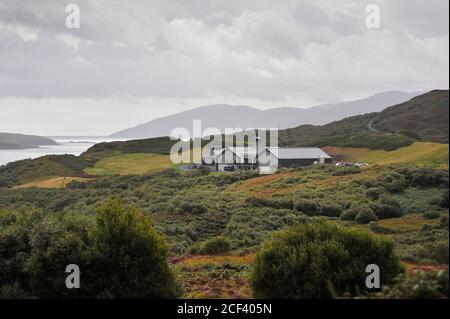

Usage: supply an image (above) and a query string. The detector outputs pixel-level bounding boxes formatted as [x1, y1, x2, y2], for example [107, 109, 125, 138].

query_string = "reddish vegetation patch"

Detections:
[403, 262, 449, 275]
[231, 173, 292, 192]
[173, 254, 255, 299]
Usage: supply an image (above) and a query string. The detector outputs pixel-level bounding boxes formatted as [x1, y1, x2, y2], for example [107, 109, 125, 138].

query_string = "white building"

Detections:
[202, 146, 332, 173]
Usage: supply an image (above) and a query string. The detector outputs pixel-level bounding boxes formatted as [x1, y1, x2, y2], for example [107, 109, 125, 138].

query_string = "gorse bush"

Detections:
[373, 270, 449, 299]
[371, 196, 403, 219]
[0, 198, 180, 298]
[365, 187, 387, 200]
[294, 199, 319, 216]
[355, 209, 378, 224]
[440, 190, 449, 208]
[251, 220, 403, 298]
[197, 236, 232, 255]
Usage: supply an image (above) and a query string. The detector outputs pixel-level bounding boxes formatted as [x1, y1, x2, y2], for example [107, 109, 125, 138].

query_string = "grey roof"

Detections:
[267, 147, 331, 159]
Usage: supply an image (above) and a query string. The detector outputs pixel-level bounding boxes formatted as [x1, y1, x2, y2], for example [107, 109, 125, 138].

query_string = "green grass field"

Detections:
[324, 142, 449, 168]
[84, 153, 173, 176]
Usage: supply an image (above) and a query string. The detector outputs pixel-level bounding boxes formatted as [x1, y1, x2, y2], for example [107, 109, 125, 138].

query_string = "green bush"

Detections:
[416, 241, 449, 265]
[340, 208, 358, 221]
[294, 199, 319, 216]
[251, 220, 403, 298]
[440, 190, 449, 208]
[0, 198, 180, 298]
[198, 236, 231, 255]
[365, 187, 387, 200]
[87, 198, 180, 298]
[355, 209, 378, 224]
[320, 204, 342, 217]
[372, 196, 403, 219]
[373, 270, 449, 299]
[423, 212, 441, 220]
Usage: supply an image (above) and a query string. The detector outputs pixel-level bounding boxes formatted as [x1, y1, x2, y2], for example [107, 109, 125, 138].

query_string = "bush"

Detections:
[368, 222, 395, 234]
[366, 187, 387, 200]
[0, 198, 181, 298]
[440, 190, 449, 208]
[246, 197, 293, 210]
[355, 209, 378, 224]
[373, 270, 449, 299]
[294, 199, 319, 216]
[199, 236, 231, 255]
[423, 212, 441, 220]
[381, 172, 407, 193]
[320, 204, 342, 218]
[372, 196, 403, 219]
[340, 208, 358, 221]
[416, 241, 449, 265]
[251, 220, 403, 298]
[86, 198, 180, 298]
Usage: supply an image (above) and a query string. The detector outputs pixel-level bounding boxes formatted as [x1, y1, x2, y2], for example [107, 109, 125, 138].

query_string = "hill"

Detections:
[370, 90, 449, 143]
[279, 90, 449, 150]
[0, 132, 57, 149]
[323, 142, 449, 169]
[110, 91, 420, 138]
[0, 137, 177, 188]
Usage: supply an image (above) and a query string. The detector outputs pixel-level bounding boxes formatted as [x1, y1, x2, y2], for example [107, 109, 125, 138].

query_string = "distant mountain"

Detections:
[0, 132, 57, 150]
[279, 90, 449, 150]
[110, 91, 421, 138]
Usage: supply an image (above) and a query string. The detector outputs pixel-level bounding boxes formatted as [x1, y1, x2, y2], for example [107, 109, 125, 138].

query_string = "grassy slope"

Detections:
[84, 153, 173, 176]
[323, 142, 449, 168]
[372, 89, 449, 143]
[279, 90, 449, 150]
[14, 177, 91, 189]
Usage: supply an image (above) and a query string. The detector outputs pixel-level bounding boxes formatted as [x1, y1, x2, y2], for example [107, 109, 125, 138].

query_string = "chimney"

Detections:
[255, 129, 260, 167]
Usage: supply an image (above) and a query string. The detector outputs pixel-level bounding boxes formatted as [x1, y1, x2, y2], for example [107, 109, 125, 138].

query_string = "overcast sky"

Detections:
[0, 0, 448, 135]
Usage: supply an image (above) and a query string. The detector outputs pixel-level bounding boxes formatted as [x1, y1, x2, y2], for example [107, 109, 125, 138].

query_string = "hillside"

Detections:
[82, 136, 178, 159]
[279, 90, 449, 150]
[0, 132, 57, 149]
[110, 91, 420, 138]
[0, 137, 177, 188]
[371, 90, 449, 143]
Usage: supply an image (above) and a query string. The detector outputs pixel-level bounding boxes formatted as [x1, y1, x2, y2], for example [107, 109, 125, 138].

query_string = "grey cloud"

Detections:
[0, 0, 448, 103]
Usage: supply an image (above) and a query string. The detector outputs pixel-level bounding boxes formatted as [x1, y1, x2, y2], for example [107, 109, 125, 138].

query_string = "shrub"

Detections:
[86, 198, 180, 298]
[320, 204, 342, 218]
[440, 190, 449, 208]
[368, 222, 395, 234]
[0, 199, 181, 298]
[416, 241, 449, 265]
[340, 208, 358, 221]
[371, 196, 403, 219]
[251, 220, 403, 298]
[294, 199, 319, 216]
[199, 236, 232, 255]
[355, 209, 378, 224]
[373, 270, 449, 299]
[246, 197, 294, 210]
[423, 212, 441, 220]
[365, 187, 387, 200]
[381, 172, 407, 194]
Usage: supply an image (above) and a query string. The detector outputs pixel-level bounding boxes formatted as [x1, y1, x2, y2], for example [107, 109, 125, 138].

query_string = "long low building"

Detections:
[202, 146, 332, 172]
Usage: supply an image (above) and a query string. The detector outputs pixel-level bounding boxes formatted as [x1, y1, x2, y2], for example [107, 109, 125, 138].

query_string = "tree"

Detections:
[87, 198, 180, 298]
[251, 220, 403, 298]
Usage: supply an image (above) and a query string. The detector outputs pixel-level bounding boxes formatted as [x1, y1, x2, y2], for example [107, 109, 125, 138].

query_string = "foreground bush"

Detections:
[0, 199, 180, 298]
[251, 220, 403, 298]
[372, 270, 449, 299]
